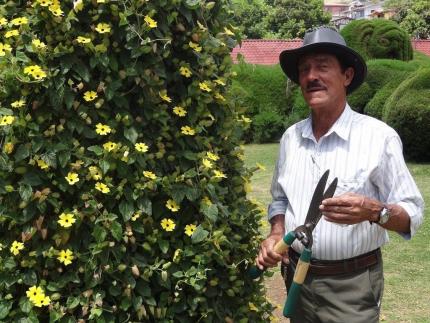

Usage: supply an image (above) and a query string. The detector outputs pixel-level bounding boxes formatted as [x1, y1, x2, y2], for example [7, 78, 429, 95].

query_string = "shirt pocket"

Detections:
[335, 178, 364, 196]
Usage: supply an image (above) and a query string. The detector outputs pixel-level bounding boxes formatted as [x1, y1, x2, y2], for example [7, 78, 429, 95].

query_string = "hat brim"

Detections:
[279, 43, 367, 94]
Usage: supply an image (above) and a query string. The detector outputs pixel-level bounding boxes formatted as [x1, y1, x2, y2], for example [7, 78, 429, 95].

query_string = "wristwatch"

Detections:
[378, 205, 392, 225]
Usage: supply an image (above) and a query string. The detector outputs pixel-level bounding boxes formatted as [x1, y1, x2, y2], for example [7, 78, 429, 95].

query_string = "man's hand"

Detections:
[255, 233, 289, 270]
[320, 192, 382, 225]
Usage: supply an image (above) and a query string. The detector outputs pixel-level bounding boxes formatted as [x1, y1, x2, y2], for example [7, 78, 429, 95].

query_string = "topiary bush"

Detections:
[341, 19, 413, 61]
[384, 68, 430, 162]
[0, 1, 273, 321]
[231, 62, 290, 142]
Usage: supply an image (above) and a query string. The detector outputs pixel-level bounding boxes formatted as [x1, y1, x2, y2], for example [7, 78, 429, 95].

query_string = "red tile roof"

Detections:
[231, 39, 430, 65]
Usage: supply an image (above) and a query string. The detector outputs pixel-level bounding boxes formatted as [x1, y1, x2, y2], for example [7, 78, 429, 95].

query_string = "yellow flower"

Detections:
[37, 159, 49, 169]
[131, 212, 141, 221]
[143, 171, 156, 180]
[144, 15, 157, 28]
[26, 286, 45, 303]
[214, 93, 226, 101]
[32, 39, 46, 49]
[5, 29, 19, 38]
[199, 82, 212, 92]
[173, 106, 187, 117]
[57, 249, 74, 265]
[83, 91, 98, 101]
[10, 241, 24, 255]
[189, 41, 202, 52]
[159, 90, 172, 103]
[103, 141, 117, 152]
[95, 23, 111, 34]
[179, 66, 192, 78]
[97, 0, 106, 3]
[3, 142, 14, 154]
[248, 302, 258, 311]
[181, 126, 195, 136]
[33, 295, 51, 307]
[89, 166, 102, 180]
[0, 17, 7, 26]
[76, 36, 91, 44]
[95, 182, 110, 193]
[206, 152, 220, 161]
[49, 5, 64, 17]
[58, 213, 76, 228]
[11, 17, 28, 26]
[166, 199, 180, 212]
[184, 224, 197, 237]
[24, 65, 42, 74]
[0, 43, 11, 56]
[213, 170, 227, 178]
[95, 123, 111, 135]
[31, 70, 47, 80]
[202, 158, 213, 169]
[73, 0, 84, 12]
[65, 172, 79, 185]
[0, 115, 15, 126]
[37, 0, 52, 6]
[161, 218, 176, 232]
[135, 142, 149, 153]
[224, 27, 235, 36]
[11, 100, 25, 108]
[214, 79, 226, 86]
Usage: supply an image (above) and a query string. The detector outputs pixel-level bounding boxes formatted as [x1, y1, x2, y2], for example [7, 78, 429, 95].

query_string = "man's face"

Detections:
[297, 53, 354, 110]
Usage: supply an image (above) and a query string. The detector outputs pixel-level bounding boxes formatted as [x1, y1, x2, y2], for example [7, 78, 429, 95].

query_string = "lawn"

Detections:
[245, 143, 430, 322]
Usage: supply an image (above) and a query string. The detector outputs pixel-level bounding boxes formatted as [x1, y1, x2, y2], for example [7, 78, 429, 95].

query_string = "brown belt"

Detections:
[288, 248, 380, 276]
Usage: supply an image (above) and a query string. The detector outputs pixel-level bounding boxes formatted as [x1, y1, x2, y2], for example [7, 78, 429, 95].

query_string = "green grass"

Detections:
[245, 144, 430, 322]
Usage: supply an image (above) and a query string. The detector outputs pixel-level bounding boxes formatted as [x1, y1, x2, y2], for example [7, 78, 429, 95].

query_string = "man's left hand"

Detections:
[320, 192, 382, 225]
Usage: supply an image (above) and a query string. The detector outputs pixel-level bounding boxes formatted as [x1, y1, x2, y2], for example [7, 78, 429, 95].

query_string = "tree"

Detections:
[384, 0, 430, 39]
[231, 0, 272, 39]
[266, 0, 332, 39]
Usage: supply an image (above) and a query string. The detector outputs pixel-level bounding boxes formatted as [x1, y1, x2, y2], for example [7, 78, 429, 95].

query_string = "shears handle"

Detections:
[283, 247, 312, 317]
[248, 231, 296, 279]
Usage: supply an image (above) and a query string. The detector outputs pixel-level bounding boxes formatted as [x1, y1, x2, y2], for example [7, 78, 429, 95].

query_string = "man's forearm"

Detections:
[269, 214, 285, 236]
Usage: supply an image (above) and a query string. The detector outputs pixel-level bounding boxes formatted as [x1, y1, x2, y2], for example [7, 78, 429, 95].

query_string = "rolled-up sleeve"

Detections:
[268, 137, 288, 221]
[376, 134, 424, 239]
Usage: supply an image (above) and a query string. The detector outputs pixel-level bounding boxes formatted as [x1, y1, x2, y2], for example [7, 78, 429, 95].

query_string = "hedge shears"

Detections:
[248, 169, 338, 318]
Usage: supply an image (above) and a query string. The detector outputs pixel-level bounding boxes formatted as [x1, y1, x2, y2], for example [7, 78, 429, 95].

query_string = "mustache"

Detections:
[306, 80, 326, 91]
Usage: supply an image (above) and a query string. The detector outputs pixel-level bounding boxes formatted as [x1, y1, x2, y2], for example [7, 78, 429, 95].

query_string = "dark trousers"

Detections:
[281, 250, 384, 323]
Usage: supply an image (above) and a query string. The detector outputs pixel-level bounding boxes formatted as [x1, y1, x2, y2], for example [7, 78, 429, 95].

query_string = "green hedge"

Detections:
[0, 1, 273, 321]
[341, 19, 413, 61]
[231, 62, 290, 142]
[384, 68, 430, 161]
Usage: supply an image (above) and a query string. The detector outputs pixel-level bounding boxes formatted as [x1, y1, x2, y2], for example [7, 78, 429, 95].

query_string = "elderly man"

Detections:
[256, 27, 424, 322]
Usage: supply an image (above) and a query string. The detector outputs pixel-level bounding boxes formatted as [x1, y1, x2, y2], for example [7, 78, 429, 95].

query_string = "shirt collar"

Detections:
[299, 103, 354, 142]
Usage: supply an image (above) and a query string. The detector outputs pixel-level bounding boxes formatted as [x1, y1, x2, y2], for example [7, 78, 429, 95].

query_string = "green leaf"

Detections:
[19, 297, 32, 314]
[137, 198, 152, 215]
[74, 61, 90, 82]
[49, 309, 64, 322]
[14, 144, 30, 162]
[22, 173, 42, 186]
[158, 240, 169, 253]
[66, 296, 80, 309]
[202, 204, 218, 222]
[0, 301, 12, 319]
[192, 225, 209, 244]
[185, 0, 201, 9]
[99, 160, 110, 174]
[58, 151, 71, 168]
[110, 221, 123, 241]
[18, 183, 33, 202]
[124, 127, 138, 144]
[88, 145, 104, 156]
[120, 297, 132, 311]
[22, 270, 37, 285]
[119, 200, 134, 221]
[93, 225, 107, 243]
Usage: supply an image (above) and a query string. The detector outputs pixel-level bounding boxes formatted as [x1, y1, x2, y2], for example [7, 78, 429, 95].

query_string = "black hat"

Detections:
[279, 27, 367, 94]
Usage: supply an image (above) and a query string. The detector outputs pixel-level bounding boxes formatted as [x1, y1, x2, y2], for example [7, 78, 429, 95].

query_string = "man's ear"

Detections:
[344, 67, 354, 87]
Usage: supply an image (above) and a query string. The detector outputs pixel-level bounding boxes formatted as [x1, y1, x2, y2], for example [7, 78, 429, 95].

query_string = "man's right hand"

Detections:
[255, 233, 289, 270]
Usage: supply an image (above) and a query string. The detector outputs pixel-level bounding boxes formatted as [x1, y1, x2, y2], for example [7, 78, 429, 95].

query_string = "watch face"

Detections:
[379, 207, 390, 224]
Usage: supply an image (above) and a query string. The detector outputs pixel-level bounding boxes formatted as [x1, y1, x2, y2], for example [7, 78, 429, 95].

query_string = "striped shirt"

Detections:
[268, 104, 424, 260]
